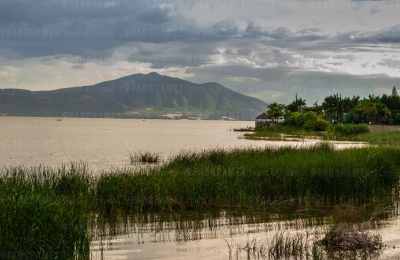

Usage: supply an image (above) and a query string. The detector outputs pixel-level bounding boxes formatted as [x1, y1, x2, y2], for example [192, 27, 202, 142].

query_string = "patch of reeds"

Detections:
[96, 145, 400, 213]
[129, 152, 161, 164]
[1, 145, 400, 258]
[0, 164, 92, 259]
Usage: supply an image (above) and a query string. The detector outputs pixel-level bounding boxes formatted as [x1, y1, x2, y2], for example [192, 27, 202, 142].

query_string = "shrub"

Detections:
[285, 112, 304, 127]
[330, 124, 369, 136]
[286, 111, 329, 131]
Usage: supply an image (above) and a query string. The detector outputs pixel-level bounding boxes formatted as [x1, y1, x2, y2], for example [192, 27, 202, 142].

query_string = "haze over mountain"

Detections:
[0, 72, 266, 120]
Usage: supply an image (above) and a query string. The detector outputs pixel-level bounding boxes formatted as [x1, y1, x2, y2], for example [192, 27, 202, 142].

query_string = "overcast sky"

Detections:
[1, 0, 400, 103]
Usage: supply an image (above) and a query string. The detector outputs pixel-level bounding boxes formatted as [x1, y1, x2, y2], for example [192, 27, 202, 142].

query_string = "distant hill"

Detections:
[0, 72, 266, 120]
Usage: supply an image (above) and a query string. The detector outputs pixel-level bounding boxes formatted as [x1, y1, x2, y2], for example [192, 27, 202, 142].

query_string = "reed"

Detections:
[96, 145, 400, 213]
[129, 152, 161, 164]
[0, 164, 92, 260]
[1, 146, 400, 258]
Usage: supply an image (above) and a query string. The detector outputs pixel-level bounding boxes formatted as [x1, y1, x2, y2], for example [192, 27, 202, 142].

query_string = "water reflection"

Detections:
[89, 203, 400, 260]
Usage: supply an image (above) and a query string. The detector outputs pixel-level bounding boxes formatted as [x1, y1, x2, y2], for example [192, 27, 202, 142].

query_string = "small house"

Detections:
[255, 113, 284, 128]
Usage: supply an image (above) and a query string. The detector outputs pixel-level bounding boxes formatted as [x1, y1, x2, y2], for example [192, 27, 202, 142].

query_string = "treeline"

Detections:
[267, 86, 400, 126]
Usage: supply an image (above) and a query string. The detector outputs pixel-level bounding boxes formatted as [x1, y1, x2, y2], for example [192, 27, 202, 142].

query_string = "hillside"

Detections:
[0, 72, 266, 120]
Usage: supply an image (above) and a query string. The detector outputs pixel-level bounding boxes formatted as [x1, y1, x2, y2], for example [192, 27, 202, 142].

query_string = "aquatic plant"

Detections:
[96, 145, 400, 213]
[129, 152, 161, 164]
[0, 164, 91, 260]
[1, 146, 399, 259]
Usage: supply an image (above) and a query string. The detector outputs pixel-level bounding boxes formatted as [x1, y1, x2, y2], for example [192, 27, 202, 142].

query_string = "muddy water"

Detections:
[0, 117, 366, 172]
[90, 206, 400, 260]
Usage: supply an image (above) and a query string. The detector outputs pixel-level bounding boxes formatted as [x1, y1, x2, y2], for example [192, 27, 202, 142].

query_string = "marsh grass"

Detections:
[248, 123, 400, 148]
[1, 146, 400, 258]
[245, 125, 324, 140]
[350, 131, 400, 146]
[0, 164, 92, 260]
[129, 152, 161, 164]
[96, 145, 400, 213]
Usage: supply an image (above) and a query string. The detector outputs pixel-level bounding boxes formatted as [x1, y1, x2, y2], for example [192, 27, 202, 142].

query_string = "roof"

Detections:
[256, 113, 269, 120]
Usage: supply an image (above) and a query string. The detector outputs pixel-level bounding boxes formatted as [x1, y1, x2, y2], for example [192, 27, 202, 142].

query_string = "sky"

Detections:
[1, 0, 400, 103]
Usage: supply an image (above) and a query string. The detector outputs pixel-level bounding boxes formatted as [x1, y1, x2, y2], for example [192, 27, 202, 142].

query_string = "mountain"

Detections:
[0, 72, 266, 120]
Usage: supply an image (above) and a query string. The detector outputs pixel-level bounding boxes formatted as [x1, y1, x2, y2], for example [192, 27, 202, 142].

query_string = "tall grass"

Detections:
[1, 146, 400, 258]
[328, 124, 370, 137]
[95, 145, 400, 213]
[0, 164, 92, 260]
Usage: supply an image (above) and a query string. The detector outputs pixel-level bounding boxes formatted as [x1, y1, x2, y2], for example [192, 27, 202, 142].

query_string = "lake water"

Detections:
[3, 116, 385, 260]
[0, 117, 365, 171]
[90, 208, 400, 260]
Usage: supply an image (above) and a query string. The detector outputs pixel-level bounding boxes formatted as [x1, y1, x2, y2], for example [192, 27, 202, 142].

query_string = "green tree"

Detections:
[392, 86, 399, 97]
[353, 99, 391, 124]
[322, 94, 343, 123]
[267, 103, 285, 124]
[286, 94, 306, 113]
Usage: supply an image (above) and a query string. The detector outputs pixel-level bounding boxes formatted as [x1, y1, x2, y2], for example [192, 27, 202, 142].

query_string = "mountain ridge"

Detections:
[0, 72, 266, 120]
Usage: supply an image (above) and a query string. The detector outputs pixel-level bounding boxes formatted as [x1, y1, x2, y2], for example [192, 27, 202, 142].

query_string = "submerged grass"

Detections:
[1, 145, 400, 258]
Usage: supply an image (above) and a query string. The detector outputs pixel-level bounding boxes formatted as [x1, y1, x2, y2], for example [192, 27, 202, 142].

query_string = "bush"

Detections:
[286, 111, 329, 131]
[330, 124, 370, 136]
[285, 112, 304, 127]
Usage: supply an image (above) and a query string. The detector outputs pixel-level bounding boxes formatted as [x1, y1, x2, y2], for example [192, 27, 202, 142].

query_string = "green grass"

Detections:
[246, 125, 324, 140]
[349, 131, 400, 146]
[95, 145, 400, 213]
[1, 146, 400, 258]
[0, 164, 91, 260]
[248, 124, 400, 148]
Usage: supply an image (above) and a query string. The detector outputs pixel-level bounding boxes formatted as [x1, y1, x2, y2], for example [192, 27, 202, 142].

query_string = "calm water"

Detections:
[3, 116, 384, 260]
[0, 117, 365, 171]
[90, 209, 400, 260]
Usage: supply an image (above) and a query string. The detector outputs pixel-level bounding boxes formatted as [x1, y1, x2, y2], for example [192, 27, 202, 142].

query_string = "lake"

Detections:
[0, 117, 365, 171]
[3, 116, 386, 260]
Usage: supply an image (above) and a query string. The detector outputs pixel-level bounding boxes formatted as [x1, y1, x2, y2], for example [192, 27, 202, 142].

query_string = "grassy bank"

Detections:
[244, 126, 323, 140]
[246, 124, 400, 147]
[1, 145, 400, 258]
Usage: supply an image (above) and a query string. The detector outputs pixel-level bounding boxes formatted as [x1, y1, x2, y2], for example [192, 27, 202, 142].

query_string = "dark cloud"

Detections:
[187, 65, 400, 104]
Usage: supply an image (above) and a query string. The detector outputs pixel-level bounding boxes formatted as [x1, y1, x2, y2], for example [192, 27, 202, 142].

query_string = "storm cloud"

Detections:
[1, 0, 400, 103]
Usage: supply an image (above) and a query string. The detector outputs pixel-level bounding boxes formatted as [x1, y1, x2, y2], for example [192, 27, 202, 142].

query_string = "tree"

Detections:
[286, 94, 306, 113]
[322, 94, 343, 123]
[267, 103, 285, 124]
[353, 99, 391, 124]
[392, 86, 399, 97]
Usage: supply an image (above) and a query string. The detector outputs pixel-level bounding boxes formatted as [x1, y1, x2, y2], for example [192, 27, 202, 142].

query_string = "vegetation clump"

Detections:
[97, 145, 400, 213]
[0, 164, 91, 260]
[329, 124, 370, 137]
[253, 88, 400, 143]
[1, 146, 399, 258]
[319, 226, 383, 253]
[129, 152, 161, 164]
